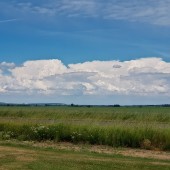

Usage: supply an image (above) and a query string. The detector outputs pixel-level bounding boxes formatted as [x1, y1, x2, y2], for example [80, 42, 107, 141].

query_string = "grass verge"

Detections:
[0, 141, 170, 170]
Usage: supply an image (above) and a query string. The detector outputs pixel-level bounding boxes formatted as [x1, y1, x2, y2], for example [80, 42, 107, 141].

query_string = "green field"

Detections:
[0, 106, 170, 150]
[0, 141, 170, 170]
[0, 106, 170, 123]
[0, 106, 170, 169]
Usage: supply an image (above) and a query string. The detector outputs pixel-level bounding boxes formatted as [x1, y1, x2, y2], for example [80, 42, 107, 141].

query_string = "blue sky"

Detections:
[0, 0, 170, 104]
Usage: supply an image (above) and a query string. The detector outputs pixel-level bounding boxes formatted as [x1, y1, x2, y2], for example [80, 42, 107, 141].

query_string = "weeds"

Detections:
[0, 106, 170, 150]
[0, 123, 170, 151]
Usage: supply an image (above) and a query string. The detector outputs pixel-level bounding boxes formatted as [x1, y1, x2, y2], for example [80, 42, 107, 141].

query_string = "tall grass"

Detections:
[0, 106, 170, 122]
[0, 123, 170, 151]
[0, 106, 170, 150]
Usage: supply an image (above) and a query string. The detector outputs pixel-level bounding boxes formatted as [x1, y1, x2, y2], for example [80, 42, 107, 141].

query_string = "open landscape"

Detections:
[1, 0, 170, 169]
[0, 106, 170, 169]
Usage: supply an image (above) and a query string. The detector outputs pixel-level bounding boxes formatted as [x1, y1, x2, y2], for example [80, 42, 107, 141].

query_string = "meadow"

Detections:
[0, 106, 170, 151]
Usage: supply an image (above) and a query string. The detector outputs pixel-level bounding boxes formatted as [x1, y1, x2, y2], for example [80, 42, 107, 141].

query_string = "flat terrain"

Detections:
[0, 106, 170, 124]
[0, 106, 170, 169]
[0, 141, 170, 170]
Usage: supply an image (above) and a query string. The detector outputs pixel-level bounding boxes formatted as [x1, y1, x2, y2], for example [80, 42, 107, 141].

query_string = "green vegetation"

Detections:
[0, 106, 170, 122]
[0, 106, 170, 150]
[0, 141, 170, 170]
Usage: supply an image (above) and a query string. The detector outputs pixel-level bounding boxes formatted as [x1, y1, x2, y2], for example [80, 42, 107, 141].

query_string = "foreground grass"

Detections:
[0, 141, 170, 170]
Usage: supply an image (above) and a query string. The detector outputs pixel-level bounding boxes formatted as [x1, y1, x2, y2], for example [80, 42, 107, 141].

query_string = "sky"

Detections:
[0, 0, 170, 105]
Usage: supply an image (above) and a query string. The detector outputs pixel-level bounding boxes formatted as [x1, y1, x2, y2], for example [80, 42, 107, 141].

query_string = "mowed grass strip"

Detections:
[0, 142, 170, 170]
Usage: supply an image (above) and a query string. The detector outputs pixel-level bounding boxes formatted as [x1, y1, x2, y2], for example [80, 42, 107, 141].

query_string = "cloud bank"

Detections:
[0, 58, 170, 97]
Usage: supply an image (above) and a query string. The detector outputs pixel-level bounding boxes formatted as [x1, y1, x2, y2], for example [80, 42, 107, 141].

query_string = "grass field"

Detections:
[0, 141, 170, 170]
[0, 106, 170, 123]
[0, 106, 170, 150]
[0, 106, 170, 169]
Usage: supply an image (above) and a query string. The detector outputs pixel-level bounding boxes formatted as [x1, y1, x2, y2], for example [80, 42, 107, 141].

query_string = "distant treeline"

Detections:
[0, 103, 170, 107]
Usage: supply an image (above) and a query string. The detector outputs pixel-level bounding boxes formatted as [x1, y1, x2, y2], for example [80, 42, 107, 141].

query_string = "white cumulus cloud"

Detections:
[0, 58, 170, 97]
